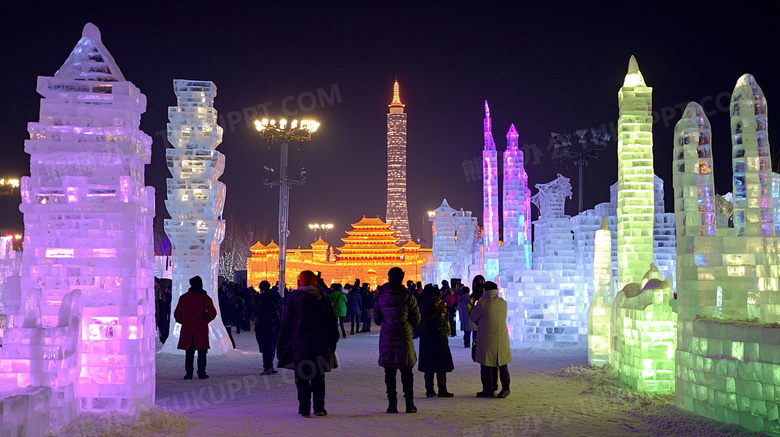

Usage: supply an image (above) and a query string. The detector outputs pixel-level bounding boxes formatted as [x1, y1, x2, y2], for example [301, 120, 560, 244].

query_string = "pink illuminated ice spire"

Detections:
[482, 101, 499, 275]
[484, 100, 496, 150]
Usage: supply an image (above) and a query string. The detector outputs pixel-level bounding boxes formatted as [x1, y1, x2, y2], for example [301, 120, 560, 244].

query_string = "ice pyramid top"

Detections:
[622, 55, 646, 87]
[506, 124, 518, 140]
[54, 23, 125, 82]
[434, 198, 457, 215]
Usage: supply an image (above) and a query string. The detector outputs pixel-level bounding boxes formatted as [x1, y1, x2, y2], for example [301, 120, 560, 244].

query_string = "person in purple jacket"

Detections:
[374, 267, 421, 414]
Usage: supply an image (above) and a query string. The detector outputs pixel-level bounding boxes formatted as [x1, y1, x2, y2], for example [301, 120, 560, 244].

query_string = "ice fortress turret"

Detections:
[2, 23, 156, 426]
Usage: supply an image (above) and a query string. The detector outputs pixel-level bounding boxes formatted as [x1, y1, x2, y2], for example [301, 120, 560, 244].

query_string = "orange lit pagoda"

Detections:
[338, 216, 404, 262]
[247, 216, 430, 289]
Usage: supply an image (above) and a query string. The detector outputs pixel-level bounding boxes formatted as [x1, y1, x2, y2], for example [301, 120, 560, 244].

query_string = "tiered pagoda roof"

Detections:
[337, 216, 403, 262]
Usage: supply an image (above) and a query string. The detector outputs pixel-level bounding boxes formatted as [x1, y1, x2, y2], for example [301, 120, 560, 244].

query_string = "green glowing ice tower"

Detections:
[616, 56, 655, 291]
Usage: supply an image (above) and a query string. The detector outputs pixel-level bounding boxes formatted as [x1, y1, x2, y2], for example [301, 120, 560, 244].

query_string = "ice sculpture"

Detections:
[482, 101, 499, 279]
[423, 199, 478, 286]
[674, 76, 780, 434]
[611, 264, 676, 393]
[1, 289, 81, 427]
[588, 219, 613, 366]
[616, 56, 655, 292]
[499, 124, 531, 280]
[161, 80, 232, 355]
[503, 124, 523, 246]
[509, 175, 585, 347]
[8, 23, 156, 418]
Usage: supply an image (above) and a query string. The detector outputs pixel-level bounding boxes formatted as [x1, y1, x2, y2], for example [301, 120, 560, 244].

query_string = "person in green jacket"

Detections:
[329, 283, 348, 339]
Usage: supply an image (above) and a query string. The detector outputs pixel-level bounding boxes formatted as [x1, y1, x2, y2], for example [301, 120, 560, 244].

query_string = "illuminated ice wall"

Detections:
[161, 80, 232, 355]
[482, 101, 499, 279]
[674, 76, 780, 434]
[508, 175, 585, 347]
[423, 199, 478, 285]
[611, 265, 676, 393]
[7, 23, 155, 417]
[588, 219, 613, 366]
[616, 56, 655, 291]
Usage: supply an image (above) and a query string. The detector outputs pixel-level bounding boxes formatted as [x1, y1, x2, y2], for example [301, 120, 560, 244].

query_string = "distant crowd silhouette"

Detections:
[158, 268, 512, 417]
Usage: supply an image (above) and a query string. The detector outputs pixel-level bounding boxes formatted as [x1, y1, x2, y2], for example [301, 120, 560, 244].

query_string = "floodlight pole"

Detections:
[256, 118, 318, 297]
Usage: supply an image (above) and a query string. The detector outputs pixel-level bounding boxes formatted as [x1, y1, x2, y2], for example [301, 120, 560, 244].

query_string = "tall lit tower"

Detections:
[483, 101, 499, 278]
[386, 80, 411, 243]
[616, 55, 655, 291]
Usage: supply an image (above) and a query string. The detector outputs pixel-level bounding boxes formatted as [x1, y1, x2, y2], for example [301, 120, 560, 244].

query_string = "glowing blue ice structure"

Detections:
[509, 175, 586, 347]
[0, 23, 156, 427]
[674, 76, 780, 435]
[161, 80, 232, 355]
[482, 101, 499, 280]
[423, 199, 478, 286]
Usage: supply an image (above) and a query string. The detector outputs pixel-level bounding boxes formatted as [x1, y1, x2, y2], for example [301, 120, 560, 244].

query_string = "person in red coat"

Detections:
[174, 276, 217, 380]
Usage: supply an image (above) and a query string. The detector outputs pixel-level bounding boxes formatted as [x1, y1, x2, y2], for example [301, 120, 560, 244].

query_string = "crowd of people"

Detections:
[162, 268, 512, 417]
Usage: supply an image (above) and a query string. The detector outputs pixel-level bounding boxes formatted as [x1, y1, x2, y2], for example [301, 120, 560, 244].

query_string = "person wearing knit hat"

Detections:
[276, 270, 340, 417]
[174, 275, 217, 379]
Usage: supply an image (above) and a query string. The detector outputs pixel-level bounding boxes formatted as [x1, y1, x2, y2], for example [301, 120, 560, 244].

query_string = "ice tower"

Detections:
[503, 124, 523, 245]
[674, 76, 780, 434]
[500, 124, 531, 274]
[162, 80, 232, 355]
[13, 23, 155, 416]
[482, 101, 499, 279]
[616, 56, 655, 291]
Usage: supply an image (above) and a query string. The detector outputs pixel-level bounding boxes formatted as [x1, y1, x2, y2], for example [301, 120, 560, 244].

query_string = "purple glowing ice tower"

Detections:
[482, 101, 499, 279]
[14, 23, 156, 417]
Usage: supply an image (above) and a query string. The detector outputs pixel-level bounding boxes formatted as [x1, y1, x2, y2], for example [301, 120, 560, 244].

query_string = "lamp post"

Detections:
[255, 118, 319, 296]
[309, 223, 334, 244]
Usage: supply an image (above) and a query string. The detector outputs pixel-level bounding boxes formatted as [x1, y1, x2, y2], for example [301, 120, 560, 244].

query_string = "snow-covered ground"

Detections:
[47, 330, 765, 437]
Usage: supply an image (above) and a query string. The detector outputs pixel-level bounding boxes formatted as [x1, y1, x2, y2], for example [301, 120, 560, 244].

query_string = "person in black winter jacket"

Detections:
[276, 271, 339, 417]
[360, 284, 375, 332]
[374, 267, 421, 414]
[418, 284, 454, 398]
[255, 280, 281, 375]
[218, 285, 236, 349]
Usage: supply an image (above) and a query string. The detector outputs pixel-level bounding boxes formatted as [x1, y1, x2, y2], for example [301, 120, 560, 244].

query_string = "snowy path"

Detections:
[153, 331, 658, 437]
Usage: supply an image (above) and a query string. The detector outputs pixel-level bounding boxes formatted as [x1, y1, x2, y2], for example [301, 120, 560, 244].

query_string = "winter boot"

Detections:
[405, 398, 417, 413]
[386, 397, 398, 414]
[437, 373, 453, 397]
[424, 373, 436, 398]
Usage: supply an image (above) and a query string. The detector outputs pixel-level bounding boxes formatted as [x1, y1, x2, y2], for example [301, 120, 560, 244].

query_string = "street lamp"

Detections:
[255, 117, 319, 296]
[0, 178, 20, 196]
[308, 223, 334, 243]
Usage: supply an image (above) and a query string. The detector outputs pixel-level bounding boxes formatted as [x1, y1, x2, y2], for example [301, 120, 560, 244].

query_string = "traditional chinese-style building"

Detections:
[247, 216, 430, 289]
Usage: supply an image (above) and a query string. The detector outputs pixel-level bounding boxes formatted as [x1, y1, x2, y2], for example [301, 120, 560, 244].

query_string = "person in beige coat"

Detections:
[469, 281, 511, 398]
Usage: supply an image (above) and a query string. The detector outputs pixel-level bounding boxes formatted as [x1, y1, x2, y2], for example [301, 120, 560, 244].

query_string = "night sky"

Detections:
[1, 2, 777, 249]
